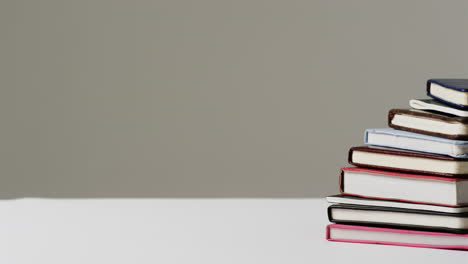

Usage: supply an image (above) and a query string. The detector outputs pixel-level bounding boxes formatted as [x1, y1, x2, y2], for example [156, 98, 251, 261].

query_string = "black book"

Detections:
[328, 204, 468, 234]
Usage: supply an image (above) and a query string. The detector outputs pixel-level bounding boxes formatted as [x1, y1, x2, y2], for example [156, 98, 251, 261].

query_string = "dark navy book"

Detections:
[427, 79, 468, 109]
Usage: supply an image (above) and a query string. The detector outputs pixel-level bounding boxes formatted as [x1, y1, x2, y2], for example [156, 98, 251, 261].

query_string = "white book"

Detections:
[349, 146, 468, 176]
[339, 167, 468, 207]
[410, 98, 468, 117]
[364, 128, 468, 158]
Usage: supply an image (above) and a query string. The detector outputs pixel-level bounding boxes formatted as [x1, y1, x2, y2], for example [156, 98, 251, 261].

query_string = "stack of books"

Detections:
[326, 79, 468, 250]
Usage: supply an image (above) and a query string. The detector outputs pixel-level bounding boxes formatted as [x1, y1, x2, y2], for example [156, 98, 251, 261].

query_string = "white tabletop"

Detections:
[0, 198, 465, 263]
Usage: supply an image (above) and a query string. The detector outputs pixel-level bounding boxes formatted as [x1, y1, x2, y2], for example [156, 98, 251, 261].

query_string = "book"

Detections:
[339, 167, 468, 206]
[410, 98, 468, 117]
[364, 128, 468, 158]
[348, 146, 468, 177]
[388, 108, 468, 140]
[326, 224, 468, 250]
[326, 195, 468, 213]
[328, 204, 468, 233]
[427, 79, 468, 109]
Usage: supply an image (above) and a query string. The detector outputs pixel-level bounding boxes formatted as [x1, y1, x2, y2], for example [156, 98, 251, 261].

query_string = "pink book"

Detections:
[327, 224, 468, 250]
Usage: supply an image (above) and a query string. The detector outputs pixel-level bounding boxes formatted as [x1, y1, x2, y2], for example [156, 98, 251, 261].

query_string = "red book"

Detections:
[340, 167, 468, 207]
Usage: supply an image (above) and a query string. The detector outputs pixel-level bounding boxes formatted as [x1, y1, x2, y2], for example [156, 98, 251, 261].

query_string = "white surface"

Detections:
[0, 198, 466, 264]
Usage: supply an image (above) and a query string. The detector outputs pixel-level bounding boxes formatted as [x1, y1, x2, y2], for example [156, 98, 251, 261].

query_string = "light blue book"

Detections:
[364, 128, 468, 158]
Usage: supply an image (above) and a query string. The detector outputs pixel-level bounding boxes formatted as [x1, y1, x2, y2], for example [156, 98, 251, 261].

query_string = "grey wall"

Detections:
[2, 0, 468, 197]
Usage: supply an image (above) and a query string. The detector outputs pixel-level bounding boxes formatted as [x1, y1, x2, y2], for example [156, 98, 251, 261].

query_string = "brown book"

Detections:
[388, 108, 468, 140]
[348, 146, 468, 177]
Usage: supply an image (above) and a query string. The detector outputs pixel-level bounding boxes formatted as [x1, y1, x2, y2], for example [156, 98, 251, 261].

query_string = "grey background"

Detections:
[1, 0, 468, 197]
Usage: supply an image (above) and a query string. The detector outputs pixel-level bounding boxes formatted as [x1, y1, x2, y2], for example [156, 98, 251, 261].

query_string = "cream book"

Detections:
[388, 109, 468, 140]
[348, 146, 468, 177]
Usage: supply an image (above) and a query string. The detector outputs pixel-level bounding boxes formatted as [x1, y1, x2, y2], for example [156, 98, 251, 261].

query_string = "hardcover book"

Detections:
[388, 108, 468, 140]
[326, 224, 468, 250]
[339, 167, 468, 206]
[328, 204, 468, 233]
[427, 79, 468, 109]
[326, 195, 468, 213]
[348, 146, 468, 177]
[410, 98, 468, 117]
[364, 128, 468, 158]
